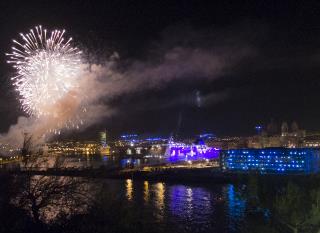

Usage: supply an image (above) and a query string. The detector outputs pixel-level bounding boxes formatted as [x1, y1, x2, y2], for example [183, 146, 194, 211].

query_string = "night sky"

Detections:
[1, 0, 320, 138]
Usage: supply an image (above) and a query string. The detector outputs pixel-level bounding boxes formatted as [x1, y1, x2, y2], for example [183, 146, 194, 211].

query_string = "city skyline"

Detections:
[1, 2, 320, 232]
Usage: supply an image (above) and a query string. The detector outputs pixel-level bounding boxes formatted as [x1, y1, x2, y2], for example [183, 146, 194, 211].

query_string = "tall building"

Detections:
[100, 130, 110, 155]
[100, 130, 107, 147]
[281, 122, 289, 136]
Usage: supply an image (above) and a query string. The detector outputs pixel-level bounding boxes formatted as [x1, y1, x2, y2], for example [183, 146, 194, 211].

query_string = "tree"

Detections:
[11, 155, 94, 226]
[274, 182, 309, 233]
[303, 189, 320, 233]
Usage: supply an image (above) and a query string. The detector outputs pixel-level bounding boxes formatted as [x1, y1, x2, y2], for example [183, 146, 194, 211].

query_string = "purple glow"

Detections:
[168, 144, 220, 162]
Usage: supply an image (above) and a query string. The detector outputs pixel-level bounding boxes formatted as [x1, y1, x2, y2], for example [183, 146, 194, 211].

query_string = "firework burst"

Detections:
[6, 25, 82, 117]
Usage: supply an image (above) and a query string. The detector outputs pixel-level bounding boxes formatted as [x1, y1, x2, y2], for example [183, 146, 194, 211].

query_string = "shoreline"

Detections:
[5, 166, 316, 186]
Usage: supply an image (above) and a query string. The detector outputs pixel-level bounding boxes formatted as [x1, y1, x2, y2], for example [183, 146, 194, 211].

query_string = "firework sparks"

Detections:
[6, 25, 82, 117]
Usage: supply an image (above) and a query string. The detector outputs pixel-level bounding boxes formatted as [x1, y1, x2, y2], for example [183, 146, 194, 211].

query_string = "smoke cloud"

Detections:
[0, 31, 252, 149]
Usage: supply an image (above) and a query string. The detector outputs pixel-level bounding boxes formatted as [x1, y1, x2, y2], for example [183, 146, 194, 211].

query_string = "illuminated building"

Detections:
[303, 132, 320, 148]
[166, 139, 220, 162]
[120, 134, 138, 143]
[100, 130, 107, 147]
[100, 130, 111, 155]
[135, 147, 143, 154]
[126, 148, 132, 155]
[247, 121, 306, 149]
[113, 135, 167, 158]
[47, 141, 101, 155]
[220, 148, 320, 174]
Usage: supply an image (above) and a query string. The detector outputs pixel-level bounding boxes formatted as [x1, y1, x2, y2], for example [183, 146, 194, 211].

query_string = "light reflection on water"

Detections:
[169, 184, 215, 232]
[125, 179, 133, 201]
[19, 175, 247, 232]
[143, 181, 149, 203]
[120, 179, 246, 232]
[154, 182, 165, 220]
[225, 184, 246, 232]
[23, 154, 248, 232]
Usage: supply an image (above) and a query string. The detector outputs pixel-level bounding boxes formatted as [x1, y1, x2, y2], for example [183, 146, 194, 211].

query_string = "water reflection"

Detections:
[7, 174, 250, 233]
[144, 181, 149, 203]
[186, 187, 193, 218]
[126, 179, 133, 201]
[106, 180, 247, 232]
[154, 182, 165, 220]
[224, 184, 246, 232]
[169, 185, 214, 231]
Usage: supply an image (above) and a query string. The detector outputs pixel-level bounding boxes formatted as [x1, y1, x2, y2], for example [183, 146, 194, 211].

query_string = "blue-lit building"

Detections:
[220, 148, 320, 174]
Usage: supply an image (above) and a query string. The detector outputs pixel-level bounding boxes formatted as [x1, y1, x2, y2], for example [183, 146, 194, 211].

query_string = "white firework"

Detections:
[6, 25, 82, 119]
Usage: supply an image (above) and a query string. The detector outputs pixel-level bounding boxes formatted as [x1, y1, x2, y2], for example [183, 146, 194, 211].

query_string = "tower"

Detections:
[281, 122, 289, 136]
[99, 130, 110, 155]
[100, 130, 107, 148]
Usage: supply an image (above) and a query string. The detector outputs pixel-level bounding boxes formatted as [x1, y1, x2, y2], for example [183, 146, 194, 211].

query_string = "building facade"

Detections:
[220, 148, 320, 174]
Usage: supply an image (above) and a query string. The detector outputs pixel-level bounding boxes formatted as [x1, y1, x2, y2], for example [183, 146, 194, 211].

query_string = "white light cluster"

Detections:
[6, 26, 82, 118]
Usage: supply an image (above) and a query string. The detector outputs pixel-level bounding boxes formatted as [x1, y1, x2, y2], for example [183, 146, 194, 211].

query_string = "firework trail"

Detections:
[6, 26, 84, 133]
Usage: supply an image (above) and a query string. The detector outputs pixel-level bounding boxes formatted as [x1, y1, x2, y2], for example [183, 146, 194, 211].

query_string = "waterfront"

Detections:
[3, 158, 320, 233]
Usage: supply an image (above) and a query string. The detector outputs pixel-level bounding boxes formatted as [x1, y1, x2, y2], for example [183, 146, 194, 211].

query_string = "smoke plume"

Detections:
[1, 32, 251, 149]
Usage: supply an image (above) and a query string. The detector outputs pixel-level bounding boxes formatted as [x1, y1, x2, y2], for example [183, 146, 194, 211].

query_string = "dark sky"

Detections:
[1, 0, 320, 139]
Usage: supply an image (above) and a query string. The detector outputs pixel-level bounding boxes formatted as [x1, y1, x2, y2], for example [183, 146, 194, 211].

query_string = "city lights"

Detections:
[221, 148, 320, 174]
[167, 141, 220, 162]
